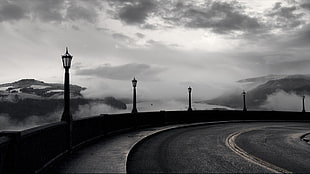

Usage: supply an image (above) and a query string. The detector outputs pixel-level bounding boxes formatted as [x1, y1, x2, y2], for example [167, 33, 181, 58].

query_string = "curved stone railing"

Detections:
[0, 122, 67, 174]
[0, 136, 10, 174]
[0, 110, 308, 174]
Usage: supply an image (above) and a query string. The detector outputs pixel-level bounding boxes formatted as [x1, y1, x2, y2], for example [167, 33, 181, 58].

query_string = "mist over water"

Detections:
[1, 91, 308, 131]
[0, 102, 127, 131]
[0, 110, 61, 131]
[73, 102, 128, 119]
[262, 91, 309, 112]
[0, 99, 229, 131]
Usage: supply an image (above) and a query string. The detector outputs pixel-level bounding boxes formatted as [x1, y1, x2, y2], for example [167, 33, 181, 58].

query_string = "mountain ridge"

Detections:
[0, 79, 127, 120]
[206, 74, 310, 109]
[0, 79, 85, 99]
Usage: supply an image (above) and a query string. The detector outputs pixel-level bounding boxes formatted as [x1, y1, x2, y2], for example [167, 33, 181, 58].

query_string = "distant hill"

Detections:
[0, 79, 85, 100]
[206, 74, 310, 109]
[0, 79, 126, 120]
[237, 74, 287, 84]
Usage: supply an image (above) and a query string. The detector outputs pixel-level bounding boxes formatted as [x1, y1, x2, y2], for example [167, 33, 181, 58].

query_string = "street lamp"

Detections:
[188, 86, 192, 111]
[61, 47, 73, 151]
[302, 95, 306, 113]
[61, 47, 73, 121]
[242, 90, 247, 112]
[132, 77, 138, 113]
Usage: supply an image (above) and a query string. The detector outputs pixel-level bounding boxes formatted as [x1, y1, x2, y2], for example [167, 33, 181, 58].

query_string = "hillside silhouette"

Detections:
[0, 79, 126, 121]
[206, 74, 310, 109]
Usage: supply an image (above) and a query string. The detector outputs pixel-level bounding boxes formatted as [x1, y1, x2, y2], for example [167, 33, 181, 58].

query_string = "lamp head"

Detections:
[132, 77, 137, 87]
[188, 86, 192, 93]
[62, 47, 73, 69]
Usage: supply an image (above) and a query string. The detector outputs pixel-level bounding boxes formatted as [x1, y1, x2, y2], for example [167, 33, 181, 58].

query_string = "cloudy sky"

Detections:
[1, 0, 310, 102]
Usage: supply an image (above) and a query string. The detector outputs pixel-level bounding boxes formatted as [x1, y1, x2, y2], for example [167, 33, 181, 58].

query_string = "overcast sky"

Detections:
[1, 0, 310, 101]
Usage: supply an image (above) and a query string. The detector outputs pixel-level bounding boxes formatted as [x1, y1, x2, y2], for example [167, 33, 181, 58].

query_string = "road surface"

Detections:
[127, 122, 310, 173]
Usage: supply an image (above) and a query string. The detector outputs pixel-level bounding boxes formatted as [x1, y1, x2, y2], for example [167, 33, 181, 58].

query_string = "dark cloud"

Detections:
[0, 0, 26, 21]
[301, 3, 310, 10]
[270, 4, 299, 19]
[108, 0, 262, 34]
[105, 0, 310, 36]
[108, 0, 157, 25]
[299, 0, 310, 10]
[31, 0, 65, 22]
[0, 0, 100, 23]
[0, 0, 309, 38]
[266, 2, 305, 29]
[170, 1, 261, 34]
[136, 32, 145, 38]
[75, 63, 165, 80]
[119, 1, 156, 24]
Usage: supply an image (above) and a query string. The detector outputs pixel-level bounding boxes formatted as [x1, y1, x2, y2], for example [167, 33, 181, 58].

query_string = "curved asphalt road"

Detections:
[127, 122, 310, 173]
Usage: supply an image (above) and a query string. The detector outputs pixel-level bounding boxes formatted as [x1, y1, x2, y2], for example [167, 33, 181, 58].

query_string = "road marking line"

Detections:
[226, 132, 292, 174]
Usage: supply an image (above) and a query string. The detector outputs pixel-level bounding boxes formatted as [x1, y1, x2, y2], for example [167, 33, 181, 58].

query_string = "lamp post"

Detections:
[302, 95, 306, 113]
[188, 86, 192, 111]
[61, 47, 73, 151]
[132, 77, 138, 114]
[242, 90, 247, 112]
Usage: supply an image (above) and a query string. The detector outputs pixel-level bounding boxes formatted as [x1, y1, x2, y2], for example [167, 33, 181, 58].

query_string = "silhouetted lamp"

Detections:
[132, 77, 138, 113]
[242, 90, 247, 112]
[132, 77, 137, 88]
[302, 95, 306, 113]
[61, 47, 73, 151]
[188, 86, 192, 111]
[62, 47, 72, 69]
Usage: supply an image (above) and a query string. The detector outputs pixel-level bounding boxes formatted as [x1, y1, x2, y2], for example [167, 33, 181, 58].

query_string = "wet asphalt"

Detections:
[236, 123, 310, 173]
[127, 122, 310, 173]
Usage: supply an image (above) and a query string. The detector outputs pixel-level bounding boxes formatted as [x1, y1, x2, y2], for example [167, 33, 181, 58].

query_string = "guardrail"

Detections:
[0, 122, 67, 174]
[0, 110, 308, 174]
[0, 136, 10, 174]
